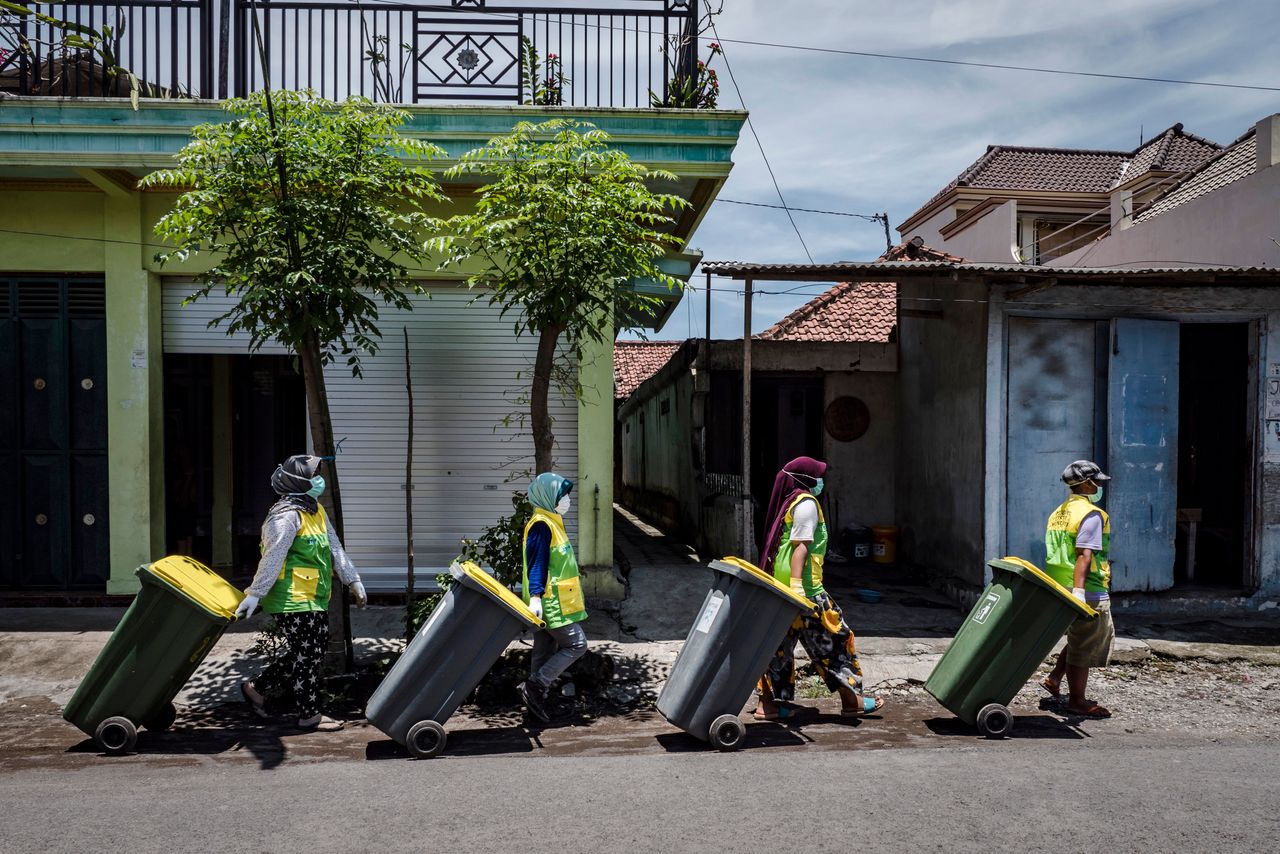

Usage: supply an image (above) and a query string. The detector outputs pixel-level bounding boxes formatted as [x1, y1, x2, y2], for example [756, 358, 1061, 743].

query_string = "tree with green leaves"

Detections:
[141, 91, 445, 665]
[433, 119, 687, 473]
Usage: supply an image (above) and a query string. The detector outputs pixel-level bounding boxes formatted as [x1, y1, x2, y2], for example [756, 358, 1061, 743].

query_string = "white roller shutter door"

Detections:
[162, 279, 578, 589]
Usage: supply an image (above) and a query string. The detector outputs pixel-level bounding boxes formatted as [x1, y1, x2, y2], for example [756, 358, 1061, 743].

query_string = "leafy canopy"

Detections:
[141, 91, 446, 372]
[431, 119, 688, 348]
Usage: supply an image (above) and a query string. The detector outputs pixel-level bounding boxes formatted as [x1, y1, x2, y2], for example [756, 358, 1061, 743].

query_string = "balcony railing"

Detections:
[0, 0, 701, 107]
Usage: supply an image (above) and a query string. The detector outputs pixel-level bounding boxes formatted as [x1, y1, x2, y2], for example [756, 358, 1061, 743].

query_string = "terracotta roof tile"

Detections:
[757, 281, 898, 343]
[614, 340, 681, 400]
[1136, 129, 1257, 223]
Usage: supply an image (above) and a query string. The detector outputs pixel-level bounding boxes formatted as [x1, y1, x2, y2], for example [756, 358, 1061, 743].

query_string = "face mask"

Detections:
[307, 476, 326, 499]
[812, 477, 825, 497]
[556, 496, 571, 515]
[1087, 485, 1104, 505]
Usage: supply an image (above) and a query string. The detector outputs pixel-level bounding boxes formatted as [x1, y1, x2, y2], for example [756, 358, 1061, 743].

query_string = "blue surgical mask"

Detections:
[307, 476, 326, 499]
[1087, 486, 1103, 505]
[812, 477, 825, 497]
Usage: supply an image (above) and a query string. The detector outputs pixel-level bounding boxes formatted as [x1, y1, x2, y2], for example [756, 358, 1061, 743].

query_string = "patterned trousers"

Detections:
[758, 591, 865, 703]
[255, 611, 328, 719]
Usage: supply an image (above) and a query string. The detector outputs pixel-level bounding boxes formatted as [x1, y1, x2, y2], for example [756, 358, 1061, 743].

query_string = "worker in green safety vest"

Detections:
[1040, 459, 1115, 719]
[236, 454, 367, 732]
[517, 472, 588, 723]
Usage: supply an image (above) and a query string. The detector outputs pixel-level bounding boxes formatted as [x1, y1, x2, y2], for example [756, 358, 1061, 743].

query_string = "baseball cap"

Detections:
[1061, 460, 1111, 486]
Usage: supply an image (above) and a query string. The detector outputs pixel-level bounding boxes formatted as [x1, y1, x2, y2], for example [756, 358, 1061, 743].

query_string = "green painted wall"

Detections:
[575, 326, 620, 594]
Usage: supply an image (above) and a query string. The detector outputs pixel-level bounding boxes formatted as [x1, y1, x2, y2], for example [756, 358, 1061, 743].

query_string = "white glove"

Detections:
[234, 595, 260, 619]
[1072, 587, 1087, 605]
[529, 596, 543, 619]
[350, 581, 368, 609]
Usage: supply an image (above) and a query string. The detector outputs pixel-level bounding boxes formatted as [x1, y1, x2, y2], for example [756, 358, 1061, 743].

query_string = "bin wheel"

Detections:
[406, 720, 447, 759]
[708, 714, 746, 752]
[95, 716, 138, 756]
[143, 702, 177, 732]
[976, 703, 1014, 739]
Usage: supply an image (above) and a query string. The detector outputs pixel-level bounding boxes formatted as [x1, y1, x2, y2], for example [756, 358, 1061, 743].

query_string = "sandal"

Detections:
[752, 706, 794, 721]
[840, 696, 884, 717]
[1040, 676, 1062, 699]
[241, 681, 270, 720]
[297, 714, 345, 732]
[1064, 701, 1111, 719]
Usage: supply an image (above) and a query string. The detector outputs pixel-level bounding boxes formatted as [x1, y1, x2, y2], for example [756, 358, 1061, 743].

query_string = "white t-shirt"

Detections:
[789, 496, 819, 542]
[1076, 511, 1104, 552]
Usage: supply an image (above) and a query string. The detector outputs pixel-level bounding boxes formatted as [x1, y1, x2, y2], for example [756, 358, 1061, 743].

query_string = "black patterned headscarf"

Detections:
[269, 454, 322, 516]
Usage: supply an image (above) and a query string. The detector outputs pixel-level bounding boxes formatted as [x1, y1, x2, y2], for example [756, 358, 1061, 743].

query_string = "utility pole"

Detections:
[881, 212, 892, 253]
[741, 277, 753, 560]
[704, 270, 712, 344]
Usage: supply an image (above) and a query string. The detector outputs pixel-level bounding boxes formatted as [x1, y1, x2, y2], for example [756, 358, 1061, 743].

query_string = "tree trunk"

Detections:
[298, 332, 354, 673]
[531, 323, 565, 474]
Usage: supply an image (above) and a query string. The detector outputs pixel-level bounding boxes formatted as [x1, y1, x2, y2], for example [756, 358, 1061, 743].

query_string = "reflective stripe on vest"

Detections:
[522, 508, 588, 630]
[262, 505, 334, 614]
[1045, 494, 1111, 593]
[772, 494, 828, 598]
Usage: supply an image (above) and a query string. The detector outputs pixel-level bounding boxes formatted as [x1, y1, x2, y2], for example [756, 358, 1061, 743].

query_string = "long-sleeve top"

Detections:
[524, 521, 552, 597]
[246, 510, 360, 599]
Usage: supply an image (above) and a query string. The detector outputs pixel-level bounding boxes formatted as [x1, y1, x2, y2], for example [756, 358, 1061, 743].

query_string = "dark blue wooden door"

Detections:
[0, 278, 108, 590]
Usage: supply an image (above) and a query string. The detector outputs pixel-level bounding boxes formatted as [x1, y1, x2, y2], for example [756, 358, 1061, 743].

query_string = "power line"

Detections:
[711, 19, 813, 265]
[717, 197, 885, 222]
[700, 34, 1280, 93]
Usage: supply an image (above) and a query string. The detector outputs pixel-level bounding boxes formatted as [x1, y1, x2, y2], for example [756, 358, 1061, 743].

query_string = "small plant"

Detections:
[651, 41, 721, 109]
[458, 490, 534, 589]
[520, 36, 567, 106]
[248, 616, 291, 702]
[405, 572, 453, 637]
[361, 23, 412, 103]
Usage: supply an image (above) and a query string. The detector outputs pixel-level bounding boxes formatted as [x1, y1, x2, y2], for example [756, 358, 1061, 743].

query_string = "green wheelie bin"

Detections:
[63, 555, 244, 755]
[924, 556, 1096, 739]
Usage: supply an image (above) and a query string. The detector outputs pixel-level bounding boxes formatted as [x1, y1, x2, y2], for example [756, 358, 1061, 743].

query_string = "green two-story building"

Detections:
[0, 0, 743, 598]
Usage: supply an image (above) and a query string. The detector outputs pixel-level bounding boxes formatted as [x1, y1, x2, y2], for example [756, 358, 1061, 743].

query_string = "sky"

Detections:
[623, 0, 1280, 342]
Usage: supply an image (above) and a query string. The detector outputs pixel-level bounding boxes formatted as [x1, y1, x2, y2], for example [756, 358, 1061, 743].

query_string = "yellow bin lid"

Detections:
[718, 556, 817, 612]
[141, 555, 244, 621]
[996, 556, 1097, 619]
[453, 560, 545, 629]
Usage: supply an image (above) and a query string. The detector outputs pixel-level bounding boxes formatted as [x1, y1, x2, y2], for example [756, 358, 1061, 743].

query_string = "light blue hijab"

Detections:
[528, 472, 573, 513]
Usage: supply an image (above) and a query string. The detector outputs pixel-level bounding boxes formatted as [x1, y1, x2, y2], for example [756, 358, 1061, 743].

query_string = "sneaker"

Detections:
[518, 681, 551, 723]
[241, 681, 270, 719]
[297, 714, 344, 732]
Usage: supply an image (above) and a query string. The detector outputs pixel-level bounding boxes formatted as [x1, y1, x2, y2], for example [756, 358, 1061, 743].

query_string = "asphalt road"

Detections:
[3, 739, 1276, 853]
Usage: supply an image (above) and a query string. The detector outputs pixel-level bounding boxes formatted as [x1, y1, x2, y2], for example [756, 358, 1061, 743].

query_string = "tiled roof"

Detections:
[614, 340, 681, 400]
[1120, 123, 1221, 186]
[755, 242, 962, 343]
[758, 281, 897, 343]
[1136, 129, 1257, 223]
[902, 126, 1221, 228]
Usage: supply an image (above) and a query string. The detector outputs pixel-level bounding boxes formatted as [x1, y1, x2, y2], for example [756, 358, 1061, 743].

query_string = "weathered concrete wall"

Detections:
[1053, 164, 1280, 269]
[896, 279, 990, 589]
[823, 371, 897, 532]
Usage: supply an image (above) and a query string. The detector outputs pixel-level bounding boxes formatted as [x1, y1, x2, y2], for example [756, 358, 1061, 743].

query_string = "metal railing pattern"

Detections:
[0, 0, 699, 104]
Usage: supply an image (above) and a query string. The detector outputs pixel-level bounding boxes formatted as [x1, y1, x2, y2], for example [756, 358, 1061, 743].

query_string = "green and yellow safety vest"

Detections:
[1045, 494, 1111, 593]
[522, 508, 588, 630]
[771, 494, 828, 598]
[261, 506, 334, 614]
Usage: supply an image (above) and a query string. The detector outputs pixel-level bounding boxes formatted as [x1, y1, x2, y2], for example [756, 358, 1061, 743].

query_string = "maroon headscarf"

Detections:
[759, 456, 828, 569]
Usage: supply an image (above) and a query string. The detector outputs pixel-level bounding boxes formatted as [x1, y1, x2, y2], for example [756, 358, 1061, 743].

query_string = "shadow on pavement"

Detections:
[654, 722, 809, 752]
[923, 715, 1087, 740]
[364, 725, 535, 760]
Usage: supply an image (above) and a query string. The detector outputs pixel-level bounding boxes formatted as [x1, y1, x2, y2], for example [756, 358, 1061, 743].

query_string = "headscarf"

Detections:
[758, 456, 828, 569]
[268, 454, 322, 517]
[528, 472, 573, 514]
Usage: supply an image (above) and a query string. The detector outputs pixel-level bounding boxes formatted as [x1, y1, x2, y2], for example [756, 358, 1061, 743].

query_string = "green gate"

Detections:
[0, 277, 109, 590]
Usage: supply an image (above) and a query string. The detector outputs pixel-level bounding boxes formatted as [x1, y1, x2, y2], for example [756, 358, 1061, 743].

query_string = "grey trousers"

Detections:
[529, 622, 588, 689]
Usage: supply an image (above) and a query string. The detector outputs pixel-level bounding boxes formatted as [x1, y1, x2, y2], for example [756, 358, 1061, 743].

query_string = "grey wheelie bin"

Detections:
[924, 556, 1097, 738]
[365, 560, 543, 758]
[63, 555, 244, 755]
[656, 557, 815, 751]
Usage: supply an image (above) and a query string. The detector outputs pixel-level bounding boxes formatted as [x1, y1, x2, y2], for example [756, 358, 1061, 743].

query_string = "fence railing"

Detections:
[0, 0, 700, 106]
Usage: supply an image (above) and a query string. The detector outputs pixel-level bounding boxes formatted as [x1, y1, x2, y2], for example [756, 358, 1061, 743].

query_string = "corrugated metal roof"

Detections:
[701, 259, 1280, 279]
